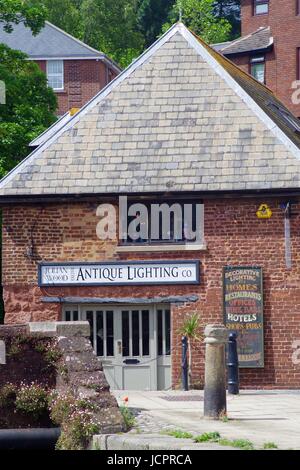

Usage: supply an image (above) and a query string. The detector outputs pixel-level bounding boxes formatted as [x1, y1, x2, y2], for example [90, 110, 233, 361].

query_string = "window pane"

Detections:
[251, 63, 265, 83]
[106, 311, 114, 356]
[47, 60, 63, 73]
[86, 311, 94, 347]
[157, 309, 163, 356]
[48, 76, 63, 89]
[65, 311, 71, 321]
[142, 310, 150, 356]
[73, 311, 78, 321]
[165, 310, 171, 355]
[47, 60, 64, 89]
[132, 310, 140, 356]
[255, 3, 268, 14]
[96, 311, 103, 356]
[122, 311, 129, 356]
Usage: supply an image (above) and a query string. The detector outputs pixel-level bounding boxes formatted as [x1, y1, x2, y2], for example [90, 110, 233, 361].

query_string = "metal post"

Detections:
[227, 332, 239, 395]
[181, 335, 188, 391]
[204, 324, 227, 419]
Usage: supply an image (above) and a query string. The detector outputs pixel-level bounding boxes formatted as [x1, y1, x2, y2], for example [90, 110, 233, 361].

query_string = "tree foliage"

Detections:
[213, 0, 240, 39]
[32, 0, 240, 67]
[163, 0, 232, 44]
[28, 0, 83, 38]
[0, 44, 57, 177]
[0, 2, 57, 177]
[136, 0, 174, 48]
[0, 0, 46, 35]
[80, 0, 144, 68]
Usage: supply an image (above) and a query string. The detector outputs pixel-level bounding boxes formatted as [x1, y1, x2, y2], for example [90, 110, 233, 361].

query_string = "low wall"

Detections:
[0, 322, 124, 434]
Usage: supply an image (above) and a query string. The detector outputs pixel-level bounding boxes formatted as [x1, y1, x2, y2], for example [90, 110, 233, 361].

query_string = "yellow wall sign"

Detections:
[256, 204, 272, 219]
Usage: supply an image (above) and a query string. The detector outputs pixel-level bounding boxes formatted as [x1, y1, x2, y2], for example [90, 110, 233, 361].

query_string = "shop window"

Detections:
[121, 200, 202, 245]
[250, 56, 266, 83]
[47, 60, 64, 90]
[254, 0, 269, 15]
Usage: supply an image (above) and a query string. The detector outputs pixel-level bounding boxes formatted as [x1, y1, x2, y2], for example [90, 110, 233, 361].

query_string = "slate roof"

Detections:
[29, 109, 79, 148]
[0, 21, 121, 70]
[1, 22, 300, 198]
[218, 27, 273, 56]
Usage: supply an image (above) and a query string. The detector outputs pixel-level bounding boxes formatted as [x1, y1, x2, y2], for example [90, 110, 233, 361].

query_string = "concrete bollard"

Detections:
[204, 324, 227, 419]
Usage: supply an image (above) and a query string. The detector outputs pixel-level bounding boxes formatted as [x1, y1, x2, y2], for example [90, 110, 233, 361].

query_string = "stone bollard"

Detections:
[204, 324, 227, 419]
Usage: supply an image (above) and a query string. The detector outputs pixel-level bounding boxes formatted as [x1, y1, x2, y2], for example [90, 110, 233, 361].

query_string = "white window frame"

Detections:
[250, 55, 266, 83]
[46, 60, 64, 91]
[254, 0, 269, 15]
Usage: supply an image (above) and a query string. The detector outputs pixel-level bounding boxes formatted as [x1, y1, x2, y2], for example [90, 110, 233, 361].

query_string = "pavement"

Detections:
[101, 389, 300, 450]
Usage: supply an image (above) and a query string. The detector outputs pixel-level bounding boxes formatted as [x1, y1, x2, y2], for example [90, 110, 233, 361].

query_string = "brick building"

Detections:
[215, 0, 300, 117]
[1, 23, 300, 390]
[0, 21, 121, 116]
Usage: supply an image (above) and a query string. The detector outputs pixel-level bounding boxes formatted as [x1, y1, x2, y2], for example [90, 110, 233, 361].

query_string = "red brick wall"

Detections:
[34, 59, 118, 116]
[2, 197, 300, 389]
[238, 0, 300, 116]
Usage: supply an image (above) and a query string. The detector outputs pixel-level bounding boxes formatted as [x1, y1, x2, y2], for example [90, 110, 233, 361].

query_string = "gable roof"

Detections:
[29, 109, 80, 148]
[1, 22, 300, 199]
[0, 21, 121, 71]
[218, 27, 273, 56]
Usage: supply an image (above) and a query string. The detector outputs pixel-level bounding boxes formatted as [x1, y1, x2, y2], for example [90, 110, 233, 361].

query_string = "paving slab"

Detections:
[112, 390, 300, 450]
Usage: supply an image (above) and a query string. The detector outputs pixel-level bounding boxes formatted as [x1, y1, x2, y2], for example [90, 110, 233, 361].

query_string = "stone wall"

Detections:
[0, 322, 124, 433]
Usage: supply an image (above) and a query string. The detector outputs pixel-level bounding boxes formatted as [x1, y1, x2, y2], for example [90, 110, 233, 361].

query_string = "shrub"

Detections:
[0, 383, 17, 408]
[49, 392, 101, 450]
[56, 409, 100, 450]
[35, 340, 62, 368]
[15, 382, 49, 420]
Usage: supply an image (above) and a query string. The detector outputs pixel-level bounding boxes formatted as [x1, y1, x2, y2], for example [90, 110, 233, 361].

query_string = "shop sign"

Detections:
[38, 261, 200, 287]
[223, 266, 264, 368]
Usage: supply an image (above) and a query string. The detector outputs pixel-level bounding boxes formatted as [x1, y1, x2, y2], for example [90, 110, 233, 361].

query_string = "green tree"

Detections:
[0, 44, 57, 176]
[163, 0, 232, 44]
[28, 0, 84, 38]
[213, 0, 240, 39]
[0, 1, 54, 324]
[0, 0, 46, 34]
[80, 0, 144, 67]
[136, 0, 174, 48]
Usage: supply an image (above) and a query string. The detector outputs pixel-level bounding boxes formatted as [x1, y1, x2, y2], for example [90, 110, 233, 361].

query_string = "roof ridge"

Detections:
[220, 26, 270, 52]
[189, 29, 274, 95]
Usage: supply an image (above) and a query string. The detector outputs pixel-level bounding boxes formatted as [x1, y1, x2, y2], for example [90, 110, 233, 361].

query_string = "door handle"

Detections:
[117, 340, 122, 354]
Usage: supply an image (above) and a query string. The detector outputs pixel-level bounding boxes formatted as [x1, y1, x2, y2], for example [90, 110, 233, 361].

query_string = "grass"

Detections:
[194, 432, 254, 450]
[163, 429, 194, 439]
[194, 431, 221, 443]
[119, 405, 136, 430]
[263, 442, 278, 450]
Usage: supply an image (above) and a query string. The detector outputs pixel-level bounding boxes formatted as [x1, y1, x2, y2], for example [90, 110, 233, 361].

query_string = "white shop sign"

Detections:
[38, 261, 200, 286]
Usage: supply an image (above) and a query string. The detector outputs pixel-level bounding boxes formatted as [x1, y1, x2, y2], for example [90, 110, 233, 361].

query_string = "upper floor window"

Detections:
[250, 55, 265, 83]
[47, 60, 64, 90]
[254, 0, 269, 15]
[120, 200, 203, 246]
